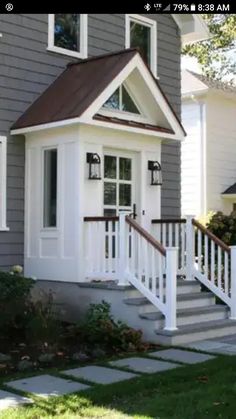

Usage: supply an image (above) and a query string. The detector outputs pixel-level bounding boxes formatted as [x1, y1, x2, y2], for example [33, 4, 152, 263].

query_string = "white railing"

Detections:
[151, 218, 186, 275]
[125, 215, 178, 331]
[84, 213, 178, 330]
[84, 216, 119, 279]
[190, 218, 232, 305]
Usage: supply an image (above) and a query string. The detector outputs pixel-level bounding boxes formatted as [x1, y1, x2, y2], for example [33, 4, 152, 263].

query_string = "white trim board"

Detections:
[48, 14, 88, 59]
[0, 136, 9, 231]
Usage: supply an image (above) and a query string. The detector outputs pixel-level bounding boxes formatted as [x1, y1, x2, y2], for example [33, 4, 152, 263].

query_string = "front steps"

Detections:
[78, 278, 236, 345]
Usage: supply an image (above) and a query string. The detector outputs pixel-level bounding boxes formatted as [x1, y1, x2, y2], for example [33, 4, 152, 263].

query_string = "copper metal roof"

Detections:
[12, 48, 185, 135]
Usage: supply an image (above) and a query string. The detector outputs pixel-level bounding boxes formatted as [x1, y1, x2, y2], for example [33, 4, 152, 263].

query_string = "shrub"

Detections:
[79, 300, 144, 353]
[0, 271, 34, 338]
[206, 211, 236, 245]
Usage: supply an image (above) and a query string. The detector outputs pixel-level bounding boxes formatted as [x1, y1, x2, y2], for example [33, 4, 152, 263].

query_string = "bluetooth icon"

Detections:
[144, 3, 151, 11]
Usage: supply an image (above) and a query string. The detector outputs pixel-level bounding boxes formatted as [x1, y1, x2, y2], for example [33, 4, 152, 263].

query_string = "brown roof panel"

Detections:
[12, 49, 138, 130]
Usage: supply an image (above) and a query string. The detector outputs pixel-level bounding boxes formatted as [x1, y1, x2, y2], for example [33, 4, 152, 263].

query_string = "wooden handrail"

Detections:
[126, 216, 166, 257]
[84, 216, 119, 222]
[152, 218, 186, 224]
[192, 219, 230, 254]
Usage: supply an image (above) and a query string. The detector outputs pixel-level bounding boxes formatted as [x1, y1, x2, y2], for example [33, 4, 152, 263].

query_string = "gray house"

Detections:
[3, 14, 235, 346]
[0, 13, 208, 270]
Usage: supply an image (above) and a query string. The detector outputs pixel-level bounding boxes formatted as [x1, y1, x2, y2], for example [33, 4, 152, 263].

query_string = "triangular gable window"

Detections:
[103, 85, 140, 114]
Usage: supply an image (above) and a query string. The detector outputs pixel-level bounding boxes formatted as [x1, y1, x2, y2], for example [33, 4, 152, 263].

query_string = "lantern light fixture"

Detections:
[86, 152, 101, 180]
[148, 160, 162, 185]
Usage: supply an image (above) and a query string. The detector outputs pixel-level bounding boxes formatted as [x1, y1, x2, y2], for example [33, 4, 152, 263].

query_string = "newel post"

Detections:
[185, 215, 195, 281]
[165, 247, 178, 331]
[118, 212, 128, 286]
[230, 246, 236, 319]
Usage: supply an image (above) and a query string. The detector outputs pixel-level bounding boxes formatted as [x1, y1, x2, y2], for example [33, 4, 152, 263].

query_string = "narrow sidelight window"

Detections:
[43, 149, 57, 228]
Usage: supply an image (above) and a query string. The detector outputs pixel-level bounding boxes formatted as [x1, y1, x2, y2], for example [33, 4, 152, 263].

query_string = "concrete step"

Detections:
[155, 319, 236, 345]
[124, 291, 216, 313]
[140, 304, 229, 327]
[125, 279, 201, 299]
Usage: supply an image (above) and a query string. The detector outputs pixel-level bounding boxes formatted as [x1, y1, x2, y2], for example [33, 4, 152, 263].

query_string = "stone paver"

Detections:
[0, 389, 32, 410]
[150, 349, 215, 364]
[185, 340, 232, 352]
[63, 365, 138, 384]
[6, 374, 90, 398]
[110, 357, 180, 373]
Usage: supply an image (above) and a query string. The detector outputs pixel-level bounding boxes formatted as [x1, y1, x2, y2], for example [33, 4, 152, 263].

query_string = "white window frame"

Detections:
[48, 14, 88, 59]
[0, 136, 9, 231]
[125, 14, 157, 77]
[100, 83, 149, 124]
[41, 146, 58, 231]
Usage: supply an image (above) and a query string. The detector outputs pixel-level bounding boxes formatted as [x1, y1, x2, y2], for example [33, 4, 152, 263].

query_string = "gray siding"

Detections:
[0, 13, 181, 269]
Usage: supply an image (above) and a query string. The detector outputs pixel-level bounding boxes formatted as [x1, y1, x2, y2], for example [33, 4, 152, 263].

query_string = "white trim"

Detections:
[172, 14, 210, 45]
[48, 14, 88, 59]
[222, 194, 236, 199]
[125, 14, 157, 77]
[0, 136, 9, 231]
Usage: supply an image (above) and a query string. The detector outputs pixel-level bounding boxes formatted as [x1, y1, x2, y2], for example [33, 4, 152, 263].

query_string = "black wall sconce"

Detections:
[148, 161, 162, 185]
[86, 153, 101, 180]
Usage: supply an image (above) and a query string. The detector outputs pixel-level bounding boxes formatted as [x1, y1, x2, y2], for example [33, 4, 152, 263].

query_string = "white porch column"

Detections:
[165, 247, 178, 331]
[230, 246, 236, 319]
[117, 212, 128, 286]
[185, 215, 195, 281]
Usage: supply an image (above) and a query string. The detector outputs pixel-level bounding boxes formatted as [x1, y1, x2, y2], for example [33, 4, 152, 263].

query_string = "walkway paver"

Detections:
[110, 357, 180, 373]
[63, 365, 138, 384]
[5, 374, 90, 398]
[150, 349, 215, 364]
[0, 389, 32, 410]
[185, 339, 236, 355]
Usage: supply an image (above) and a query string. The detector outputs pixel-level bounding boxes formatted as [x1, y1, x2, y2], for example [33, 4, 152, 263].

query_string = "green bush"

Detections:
[79, 300, 143, 353]
[0, 270, 61, 346]
[0, 271, 34, 338]
[206, 211, 236, 245]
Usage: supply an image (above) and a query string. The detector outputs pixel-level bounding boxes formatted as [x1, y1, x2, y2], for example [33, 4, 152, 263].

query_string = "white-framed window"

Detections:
[0, 136, 8, 231]
[103, 85, 140, 115]
[43, 148, 58, 228]
[125, 14, 157, 76]
[48, 14, 88, 59]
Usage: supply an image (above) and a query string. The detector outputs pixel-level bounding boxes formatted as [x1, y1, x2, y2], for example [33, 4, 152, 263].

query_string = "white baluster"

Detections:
[230, 246, 236, 319]
[185, 215, 195, 281]
[117, 212, 128, 286]
[158, 253, 164, 303]
[144, 240, 149, 289]
[204, 234, 208, 279]
[165, 247, 178, 331]
[224, 252, 229, 295]
[151, 246, 156, 293]
[218, 247, 222, 288]
[211, 240, 215, 283]
[198, 229, 202, 271]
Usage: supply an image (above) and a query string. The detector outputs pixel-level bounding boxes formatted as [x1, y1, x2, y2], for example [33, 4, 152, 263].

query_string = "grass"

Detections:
[1, 354, 236, 418]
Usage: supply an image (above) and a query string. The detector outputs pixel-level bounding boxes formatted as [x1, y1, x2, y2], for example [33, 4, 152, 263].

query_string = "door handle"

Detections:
[131, 203, 137, 220]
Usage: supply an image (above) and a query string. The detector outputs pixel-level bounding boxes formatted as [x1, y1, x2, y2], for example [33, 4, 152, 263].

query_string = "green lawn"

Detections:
[1, 354, 236, 419]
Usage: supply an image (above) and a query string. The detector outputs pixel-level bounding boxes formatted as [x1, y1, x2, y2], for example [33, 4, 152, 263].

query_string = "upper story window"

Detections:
[48, 14, 88, 59]
[0, 136, 8, 231]
[125, 14, 157, 77]
[103, 85, 140, 115]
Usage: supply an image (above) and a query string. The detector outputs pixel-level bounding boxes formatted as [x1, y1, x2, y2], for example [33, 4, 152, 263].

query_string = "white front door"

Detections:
[103, 150, 136, 217]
